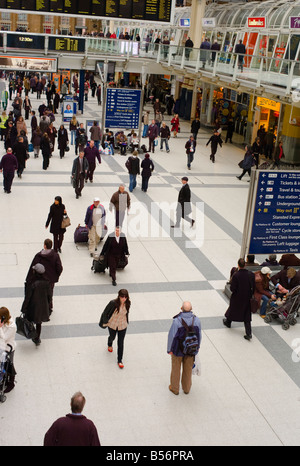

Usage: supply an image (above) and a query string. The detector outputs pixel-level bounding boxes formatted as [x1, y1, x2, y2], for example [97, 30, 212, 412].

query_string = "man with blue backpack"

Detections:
[167, 301, 201, 395]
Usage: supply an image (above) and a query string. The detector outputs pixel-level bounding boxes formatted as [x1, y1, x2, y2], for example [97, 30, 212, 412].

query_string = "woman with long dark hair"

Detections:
[100, 289, 131, 369]
[45, 196, 67, 253]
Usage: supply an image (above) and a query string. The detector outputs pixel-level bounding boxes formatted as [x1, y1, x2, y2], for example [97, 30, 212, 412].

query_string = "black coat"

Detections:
[101, 234, 129, 257]
[45, 203, 66, 235]
[58, 128, 69, 149]
[191, 120, 200, 133]
[141, 158, 154, 178]
[13, 141, 27, 169]
[225, 269, 255, 323]
[26, 249, 63, 285]
[207, 134, 222, 151]
[99, 299, 117, 328]
[21, 276, 52, 324]
[178, 183, 192, 215]
[40, 136, 51, 156]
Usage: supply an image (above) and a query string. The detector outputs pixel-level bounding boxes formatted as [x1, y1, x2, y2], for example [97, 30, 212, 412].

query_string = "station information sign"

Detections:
[105, 88, 141, 129]
[1, 0, 172, 22]
[248, 171, 300, 255]
[48, 36, 85, 52]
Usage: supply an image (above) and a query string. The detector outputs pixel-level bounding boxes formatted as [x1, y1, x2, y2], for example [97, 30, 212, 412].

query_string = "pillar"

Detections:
[206, 84, 215, 125]
[189, 0, 206, 49]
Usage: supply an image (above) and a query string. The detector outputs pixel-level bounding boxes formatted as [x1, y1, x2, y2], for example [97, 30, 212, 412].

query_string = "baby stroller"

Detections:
[264, 285, 300, 330]
[0, 344, 14, 403]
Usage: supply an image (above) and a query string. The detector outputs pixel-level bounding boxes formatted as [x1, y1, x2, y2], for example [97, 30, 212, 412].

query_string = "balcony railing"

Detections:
[0, 31, 298, 97]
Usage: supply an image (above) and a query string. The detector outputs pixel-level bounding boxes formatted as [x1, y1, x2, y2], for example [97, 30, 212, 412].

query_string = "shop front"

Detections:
[256, 96, 281, 137]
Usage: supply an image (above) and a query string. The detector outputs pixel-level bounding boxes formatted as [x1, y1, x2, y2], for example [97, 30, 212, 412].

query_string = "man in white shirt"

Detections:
[85, 197, 106, 256]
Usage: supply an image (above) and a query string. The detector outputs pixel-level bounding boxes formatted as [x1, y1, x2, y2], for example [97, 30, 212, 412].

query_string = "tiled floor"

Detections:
[0, 83, 299, 446]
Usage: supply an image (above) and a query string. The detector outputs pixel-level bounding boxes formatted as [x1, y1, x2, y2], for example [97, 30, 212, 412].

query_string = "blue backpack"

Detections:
[180, 317, 199, 356]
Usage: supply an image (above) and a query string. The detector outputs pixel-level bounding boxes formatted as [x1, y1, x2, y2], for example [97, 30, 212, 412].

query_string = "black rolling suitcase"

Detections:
[91, 255, 107, 273]
[117, 255, 128, 269]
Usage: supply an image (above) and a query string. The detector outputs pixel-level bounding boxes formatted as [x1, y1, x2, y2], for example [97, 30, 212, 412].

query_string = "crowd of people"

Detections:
[0, 71, 203, 445]
[0, 69, 297, 446]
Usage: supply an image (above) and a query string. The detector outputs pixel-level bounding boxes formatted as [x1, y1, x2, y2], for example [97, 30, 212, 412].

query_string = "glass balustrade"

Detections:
[0, 32, 297, 95]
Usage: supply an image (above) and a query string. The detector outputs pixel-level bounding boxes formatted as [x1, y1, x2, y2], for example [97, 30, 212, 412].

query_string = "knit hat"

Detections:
[32, 263, 45, 274]
[261, 266, 271, 275]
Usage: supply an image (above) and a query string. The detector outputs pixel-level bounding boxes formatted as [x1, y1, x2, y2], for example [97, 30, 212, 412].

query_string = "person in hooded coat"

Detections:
[25, 238, 63, 313]
[21, 263, 52, 346]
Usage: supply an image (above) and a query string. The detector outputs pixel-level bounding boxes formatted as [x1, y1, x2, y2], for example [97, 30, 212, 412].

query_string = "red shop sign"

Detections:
[247, 17, 266, 28]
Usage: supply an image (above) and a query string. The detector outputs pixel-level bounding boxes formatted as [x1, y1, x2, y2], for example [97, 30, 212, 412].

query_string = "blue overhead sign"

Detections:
[249, 171, 300, 255]
[105, 88, 141, 129]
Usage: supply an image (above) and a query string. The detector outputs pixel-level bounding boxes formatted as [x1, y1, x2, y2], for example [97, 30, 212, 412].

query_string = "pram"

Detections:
[264, 285, 300, 330]
[0, 344, 14, 403]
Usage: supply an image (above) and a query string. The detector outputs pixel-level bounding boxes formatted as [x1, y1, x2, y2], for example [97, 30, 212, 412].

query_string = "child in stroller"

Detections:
[264, 284, 300, 330]
[0, 344, 15, 403]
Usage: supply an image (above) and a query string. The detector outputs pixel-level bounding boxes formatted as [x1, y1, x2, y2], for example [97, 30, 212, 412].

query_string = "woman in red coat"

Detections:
[171, 114, 180, 137]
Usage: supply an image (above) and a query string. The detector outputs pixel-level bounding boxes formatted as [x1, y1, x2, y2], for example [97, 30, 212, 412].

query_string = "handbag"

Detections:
[250, 297, 259, 313]
[28, 143, 34, 152]
[65, 145, 70, 152]
[248, 272, 258, 313]
[238, 160, 244, 168]
[15, 314, 37, 339]
[61, 214, 71, 228]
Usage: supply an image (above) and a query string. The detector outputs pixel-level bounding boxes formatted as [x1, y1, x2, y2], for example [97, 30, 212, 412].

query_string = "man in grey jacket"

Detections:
[167, 301, 201, 395]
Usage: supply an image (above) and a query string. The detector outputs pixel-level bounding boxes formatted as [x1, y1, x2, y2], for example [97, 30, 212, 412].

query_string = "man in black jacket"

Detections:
[235, 40, 246, 72]
[126, 150, 140, 192]
[100, 227, 129, 286]
[171, 177, 195, 229]
[71, 151, 89, 199]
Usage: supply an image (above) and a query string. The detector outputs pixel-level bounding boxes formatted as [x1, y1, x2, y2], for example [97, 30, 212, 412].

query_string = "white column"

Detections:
[189, 0, 206, 49]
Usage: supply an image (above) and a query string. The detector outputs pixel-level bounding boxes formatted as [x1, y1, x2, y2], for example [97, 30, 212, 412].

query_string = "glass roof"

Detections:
[203, 0, 300, 29]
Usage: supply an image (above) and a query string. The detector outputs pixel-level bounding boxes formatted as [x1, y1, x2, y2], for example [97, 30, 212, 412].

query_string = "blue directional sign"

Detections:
[105, 88, 141, 129]
[249, 171, 300, 255]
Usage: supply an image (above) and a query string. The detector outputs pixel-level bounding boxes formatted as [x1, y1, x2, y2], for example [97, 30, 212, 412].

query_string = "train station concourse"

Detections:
[0, 0, 300, 449]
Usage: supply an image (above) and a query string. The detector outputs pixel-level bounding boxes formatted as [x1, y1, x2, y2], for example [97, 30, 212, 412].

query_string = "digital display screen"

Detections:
[91, 0, 105, 16]
[6, 33, 45, 49]
[6, 0, 22, 9]
[119, 0, 131, 18]
[0, 0, 172, 21]
[49, 0, 63, 12]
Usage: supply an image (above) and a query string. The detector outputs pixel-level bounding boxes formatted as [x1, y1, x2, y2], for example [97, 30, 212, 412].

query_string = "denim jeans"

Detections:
[71, 130, 76, 145]
[260, 295, 269, 315]
[129, 174, 137, 192]
[160, 138, 169, 151]
[187, 151, 194, 168]
[142, 124, 149, 138]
